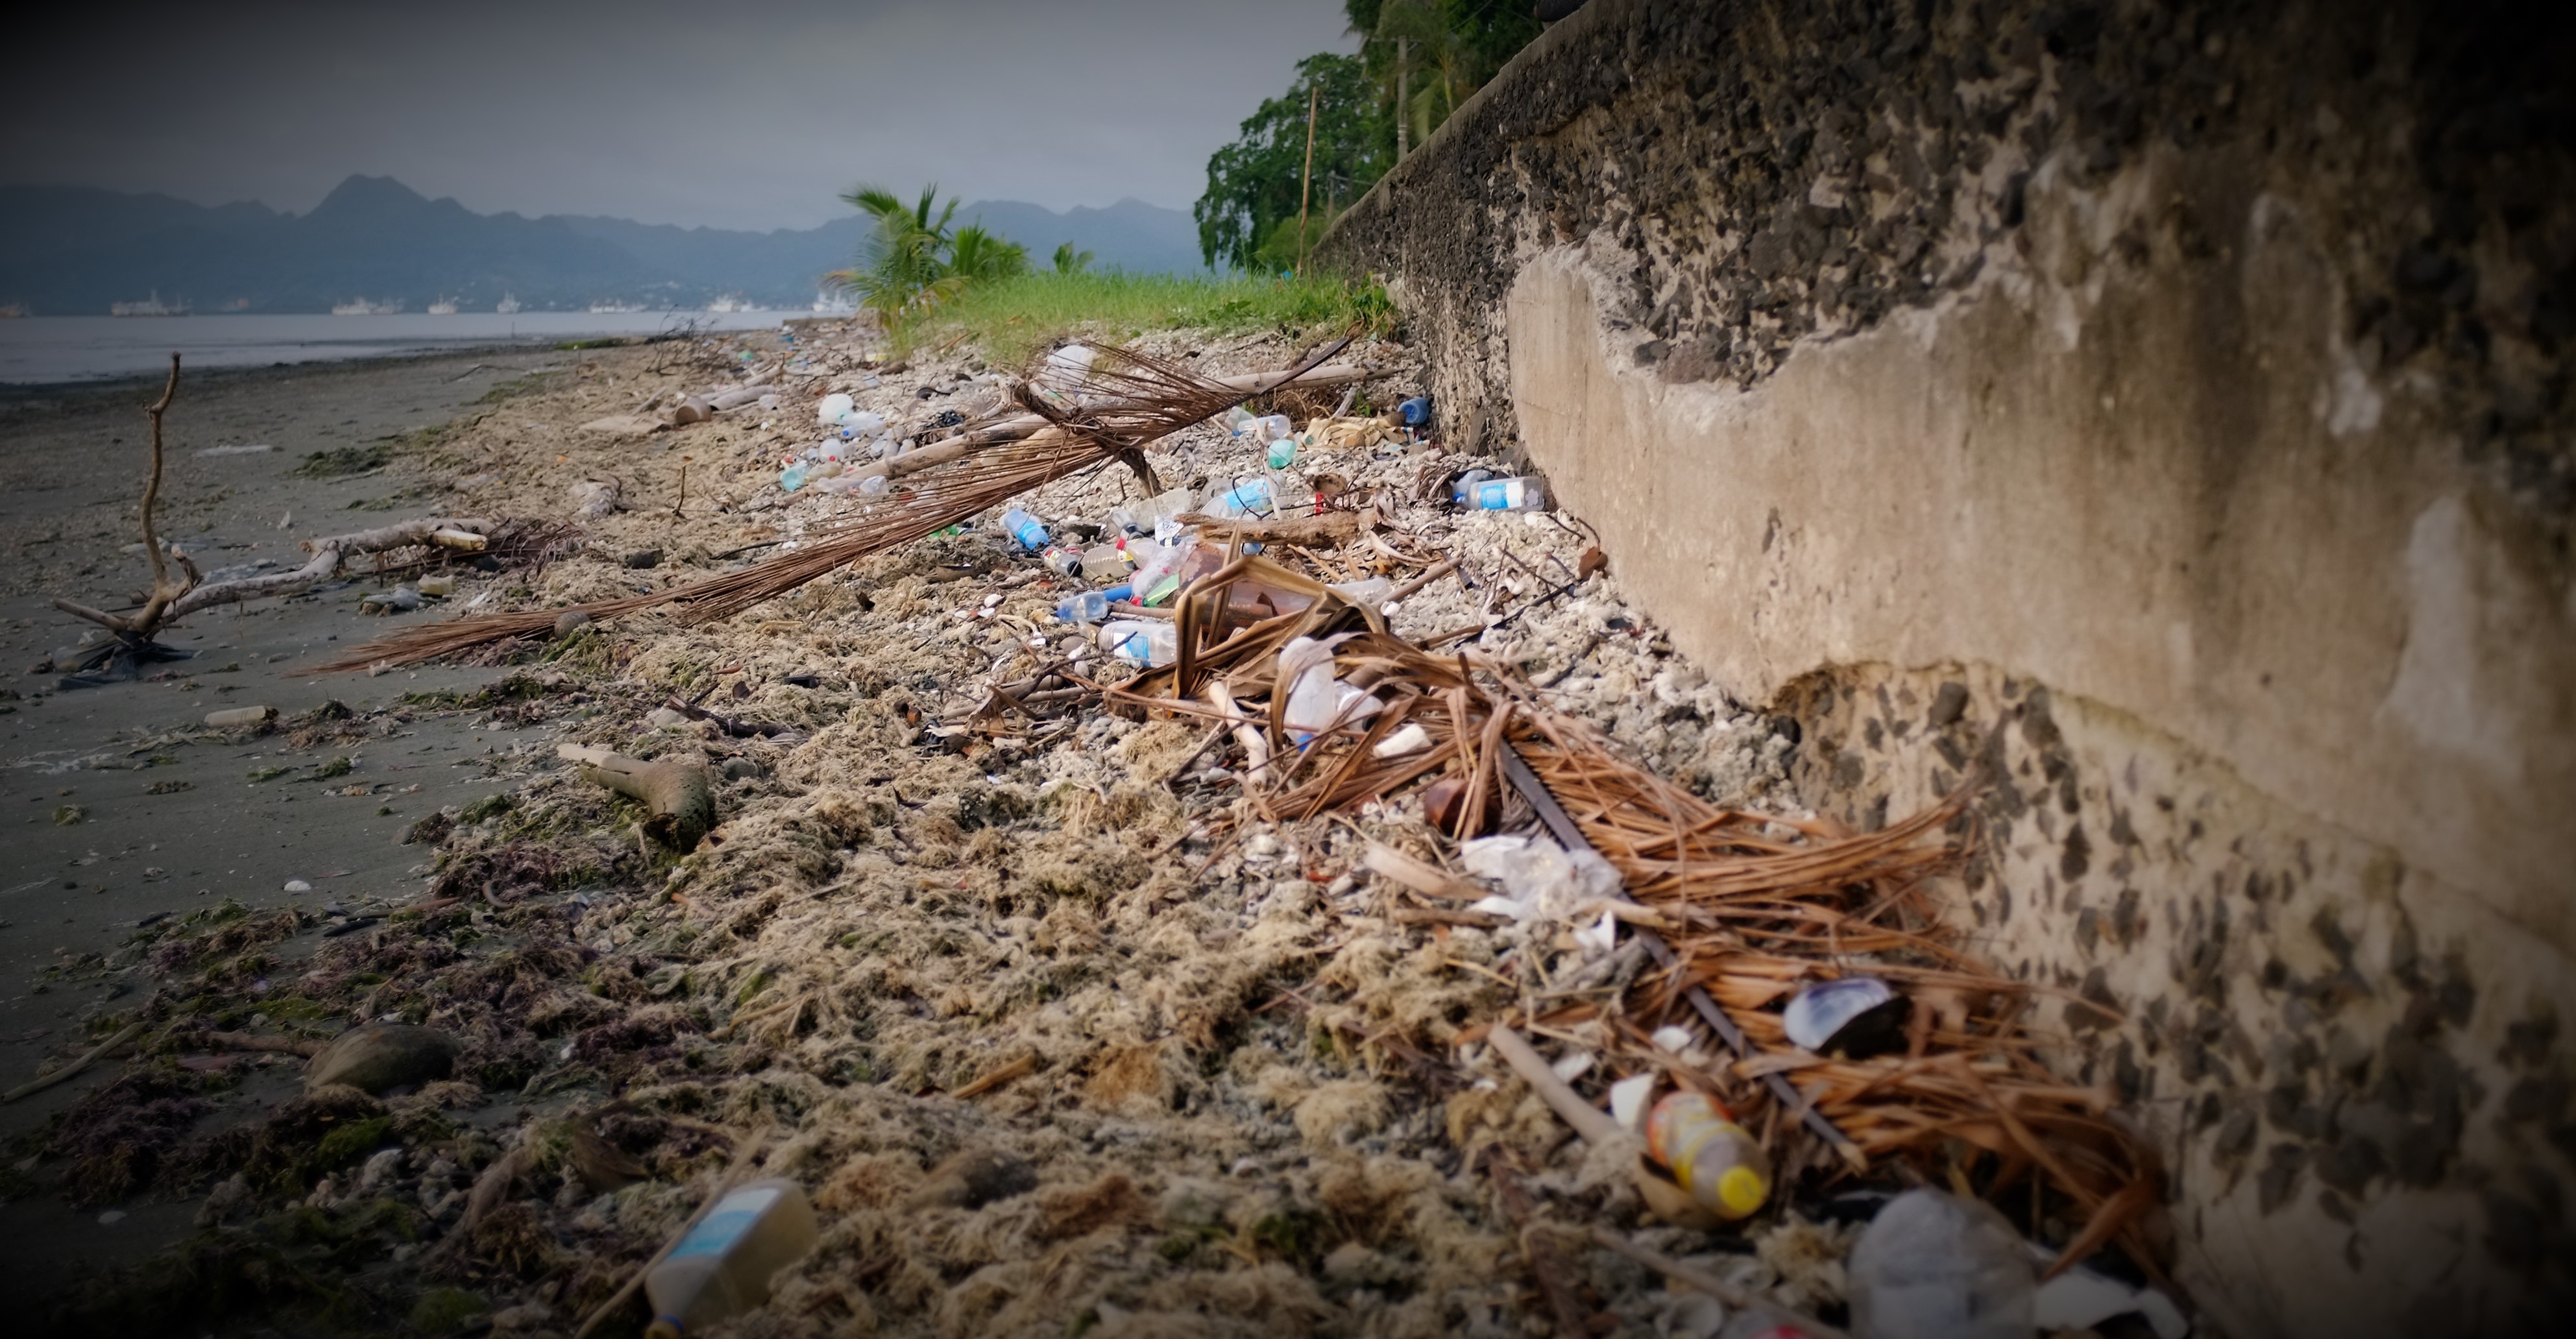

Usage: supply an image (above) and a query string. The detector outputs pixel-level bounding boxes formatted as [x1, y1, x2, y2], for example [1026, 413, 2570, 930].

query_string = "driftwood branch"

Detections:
[2, 1021, 147, 1103]
[49, 517, 500, 633]
[560, 744, 714, 849]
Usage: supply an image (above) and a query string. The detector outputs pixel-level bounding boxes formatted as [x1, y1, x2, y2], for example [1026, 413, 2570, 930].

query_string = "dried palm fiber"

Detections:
[304, 339, 1357, 675]
[1113, 603, 2165, 1280]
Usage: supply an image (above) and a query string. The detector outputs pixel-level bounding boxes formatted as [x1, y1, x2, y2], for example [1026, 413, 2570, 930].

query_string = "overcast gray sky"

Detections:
[7, 0, 1354, 230]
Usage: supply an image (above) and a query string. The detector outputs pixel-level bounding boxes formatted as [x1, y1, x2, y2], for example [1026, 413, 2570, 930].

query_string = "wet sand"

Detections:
[0, 348, 587, 1276]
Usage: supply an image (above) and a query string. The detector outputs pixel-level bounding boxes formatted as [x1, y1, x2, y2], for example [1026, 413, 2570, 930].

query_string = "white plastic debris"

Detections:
[283, 879, 313, 893]
[1370, 723, 1432, 758]
[1459, 833, 1622, 923]
[1572, 907, 1620, 957]
[2034, 1266, 2189, 1339]
[1651, 1024, 1694, 1054]
[1549, 1050, 1595, 1083]
[1608, 1073, 1657, 1131]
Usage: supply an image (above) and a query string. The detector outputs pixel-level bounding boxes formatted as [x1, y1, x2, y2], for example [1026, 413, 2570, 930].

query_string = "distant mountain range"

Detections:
[0, 175, 1209, 315]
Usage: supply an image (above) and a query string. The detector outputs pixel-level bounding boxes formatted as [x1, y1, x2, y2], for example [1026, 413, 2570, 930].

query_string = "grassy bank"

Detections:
[893, 269, 1396, 367]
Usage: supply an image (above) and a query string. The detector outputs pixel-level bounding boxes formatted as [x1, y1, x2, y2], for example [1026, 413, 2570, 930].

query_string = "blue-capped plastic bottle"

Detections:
[1398, 396, 1433, 429]
[1054, 583, 1134, 624]
[1452, 470, 1548, 512]
[1000, 507, 1050, 550]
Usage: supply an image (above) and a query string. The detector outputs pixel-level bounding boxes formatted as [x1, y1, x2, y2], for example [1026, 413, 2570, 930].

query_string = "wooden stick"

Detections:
[1488, 1023, 1620, 1143]
[2, 1021, 147, 1104]
[950, 1052, 1036, 1100]
[1296, 81, 1319, 277]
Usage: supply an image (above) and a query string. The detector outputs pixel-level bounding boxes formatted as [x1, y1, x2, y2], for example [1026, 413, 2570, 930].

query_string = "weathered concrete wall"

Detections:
[1322, 1, 2575, 1334]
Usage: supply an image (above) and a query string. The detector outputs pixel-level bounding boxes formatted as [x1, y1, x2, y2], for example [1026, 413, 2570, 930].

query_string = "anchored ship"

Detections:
[426, 297, 459, 315]
[330, 297, 403, 316]
[110, 290, 189, 317]
[494, 293, 522, 315]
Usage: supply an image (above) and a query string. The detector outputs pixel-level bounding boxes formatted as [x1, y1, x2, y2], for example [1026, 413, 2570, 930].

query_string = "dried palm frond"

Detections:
[1112, 610, 2165, 1278]
[304, 341, 1352, 675]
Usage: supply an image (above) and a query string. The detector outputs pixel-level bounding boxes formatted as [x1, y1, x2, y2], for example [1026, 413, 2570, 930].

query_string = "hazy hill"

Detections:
[0, 176, 1208, 315]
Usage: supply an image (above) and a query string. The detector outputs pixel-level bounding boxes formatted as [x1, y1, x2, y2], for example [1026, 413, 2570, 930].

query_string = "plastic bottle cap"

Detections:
[1716, 1164, 1768, 1216]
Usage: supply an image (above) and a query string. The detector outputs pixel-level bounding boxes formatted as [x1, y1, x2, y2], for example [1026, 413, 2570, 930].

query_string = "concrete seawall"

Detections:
[1322, 1, 2574, 1333]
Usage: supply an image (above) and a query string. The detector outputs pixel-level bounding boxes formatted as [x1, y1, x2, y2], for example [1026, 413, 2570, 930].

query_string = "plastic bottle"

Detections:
[1210, 475, 1280, 518]
[1054, 583, 1134, 624]
[834, 410, 886, 440]
[1223, 405, 1258, 437]
[1041, 545, 1085, 577]
[1267, 433, 1299, 469]
[642, 1178, 819, 1339]
[779, 463, 808, 492]
[1398, 396, 1433, 429]
[1845, 1189, 2036, 1339]
[1643, 1092, 1770, 1220]
[1000, 507, 1049, 551]
[1080, 542, 1132, 583]
[1457, 473, 1549, 512]
[1042, 343, 1097, 392]
[1099, 618, 1176, 666]
[816, 393, 854, 426]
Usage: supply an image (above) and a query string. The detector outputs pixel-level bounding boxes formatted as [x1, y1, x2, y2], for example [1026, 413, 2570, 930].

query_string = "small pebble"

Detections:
[283, 878, 313, 893]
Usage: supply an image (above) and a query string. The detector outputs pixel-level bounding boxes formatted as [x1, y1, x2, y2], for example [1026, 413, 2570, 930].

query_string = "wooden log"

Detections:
[2, 1021, 147, 1103]
[560, 743, 714, 850]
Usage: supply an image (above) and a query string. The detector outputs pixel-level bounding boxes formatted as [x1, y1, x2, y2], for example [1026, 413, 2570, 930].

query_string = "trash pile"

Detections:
[14, 324, 2187, 1338]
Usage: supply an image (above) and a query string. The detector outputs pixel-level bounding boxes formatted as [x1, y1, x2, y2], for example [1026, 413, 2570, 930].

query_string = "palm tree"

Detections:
[1052, 242, 1095, 274]
[832, 183, 960, 318]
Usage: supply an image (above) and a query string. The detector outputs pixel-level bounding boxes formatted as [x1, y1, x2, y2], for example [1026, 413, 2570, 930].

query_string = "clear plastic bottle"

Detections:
[642, 1178, 818, 1339]
[1643, 1092, 1770, 1220]
[816, 392, 854, 425]
[1000, 507, 1050, 551]
[1054, 583, 1134, 624]
[1080, 542, 1132, 583]
[1041, 545, 1085, 577]
[1098, 618, 1176, 666]
[1267, 433, 1299, 469]
[1845, 1189, 2036, 1339]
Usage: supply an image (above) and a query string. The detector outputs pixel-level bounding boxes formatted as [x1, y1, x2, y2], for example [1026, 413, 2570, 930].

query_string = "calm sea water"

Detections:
[0, 310, 808, 385]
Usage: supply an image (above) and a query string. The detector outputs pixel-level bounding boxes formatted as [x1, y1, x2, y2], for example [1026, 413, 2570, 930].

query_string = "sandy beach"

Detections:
[0, 325, 1805, 1334]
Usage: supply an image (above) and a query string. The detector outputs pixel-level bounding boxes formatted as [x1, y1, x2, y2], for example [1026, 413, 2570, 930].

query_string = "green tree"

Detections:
[1344, 0, 1541, 154]
[1193, 53, 1389, 272]
[1051, 242, 1095, 274]
[831, 184, 1029, 319]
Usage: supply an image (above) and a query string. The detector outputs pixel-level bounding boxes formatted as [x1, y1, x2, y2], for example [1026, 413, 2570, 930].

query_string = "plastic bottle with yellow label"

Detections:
[1644, 1091, 1770, 1219]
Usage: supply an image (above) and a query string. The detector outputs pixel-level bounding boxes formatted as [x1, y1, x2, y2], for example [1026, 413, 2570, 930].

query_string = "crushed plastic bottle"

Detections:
[642, 1178, 819, 1339]
[1846, 1189, 2037, 1339]
[1643, 1092, 1769, 1219]
[1054, 583, 1135, 624]
[1099, 618, 1176, 666]
[1000, 507, 1049, 551]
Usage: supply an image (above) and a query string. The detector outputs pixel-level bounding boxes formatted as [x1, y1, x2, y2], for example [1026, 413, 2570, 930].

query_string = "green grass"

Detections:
[894, 269, 1396, 367]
